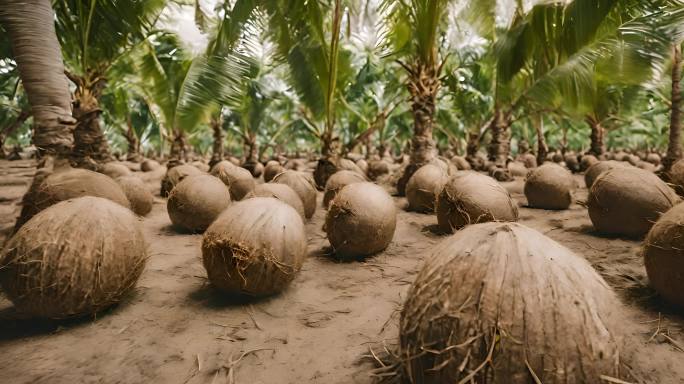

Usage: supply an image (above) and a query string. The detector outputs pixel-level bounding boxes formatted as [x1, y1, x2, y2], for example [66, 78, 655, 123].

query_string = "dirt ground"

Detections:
[0, 159, 683, 384]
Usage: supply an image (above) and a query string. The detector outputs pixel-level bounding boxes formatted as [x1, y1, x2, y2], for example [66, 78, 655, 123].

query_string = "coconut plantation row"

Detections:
[3, 0, 684, 383]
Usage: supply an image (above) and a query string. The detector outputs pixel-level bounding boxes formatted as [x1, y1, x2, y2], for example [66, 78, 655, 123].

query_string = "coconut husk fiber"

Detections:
[643, 203, 684, 308]
[400, 222, 627, 384]
[584, 160, 631, 189]
[272, 170, 318, 219]
[16, 166, 130, 230]
[323, 170, 366, 209]
[116, 175, 154, 216]
[246, 183, 305, 219]
[202, 197, 307, 297]
[524, 163, 575, 210]
[588, 167, 680, 238]
[325, 182, 396, 259]
[0, 197, 147, 318]
[406, 164, 448, 213]
[167, 174, 231, 232]
[211, 162, 255, 201]
[436, 172, 518, 234]
[160, 164, 203, 197]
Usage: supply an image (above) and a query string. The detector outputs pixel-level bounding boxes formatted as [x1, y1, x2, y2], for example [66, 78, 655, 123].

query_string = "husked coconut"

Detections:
[1, 197, 146, 318]
[167, 175, 231, 232]
[524, 163, 575, 210]
[141, 159, 160, 172]
[588, 167, 680, 238]
[263, 160, 285, 182]
[247, 183, 305, 219]
[325, 182, 396, 259]
[646, 153, 661, 165]
[405, 164, 448, 213]
[355, 159, 368, 174]
[669, 159, 684, 194]
[436, 172, 518, 233]
[580, 154, 599, 172]
[100, 162, 132, 179]
[242, 161, 264, 178]
[400, 222, 625, 383]
[507, 161, 527, 177]
[211, 163, 255, 201]
[116, 175, 154, 216]
[450, 156, 471, 171]
[202, 198, 307, 296]
[521, 153, 537, 168]
[564, 153, 580, 172]
[584, 160, 630, 189]
[337, 158, 365, 176]
[160, 164, 203, 197]
[272, 171, 317, 219]
[367, 160, 391, 180]
[643, 203, 684, 308]
[323, 170, 366, 209]
[192, 161, 210, 172]
[16, 167, 130, 229]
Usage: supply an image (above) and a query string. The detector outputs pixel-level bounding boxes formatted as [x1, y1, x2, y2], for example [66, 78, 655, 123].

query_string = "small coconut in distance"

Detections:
[211, 162, 255, 201]
[116, 175, 154, 216]
[167, 174, 231, 232]
[524, 163, 576, 210]
[272, 170, 318, 219]
[405, 164, 448, 213]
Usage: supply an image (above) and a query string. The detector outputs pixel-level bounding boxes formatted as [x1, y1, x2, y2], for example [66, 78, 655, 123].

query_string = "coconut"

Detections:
[141, 159, 161, 172]
[551, 152, 563, 163]
[436, 172, 518, 234]
[642, 203, 684, 308]
[242, 161, 264, 178]
[201, 197, 307, 296]
[400, 222, 625, 383]
[323, 170, 366, 209]
[121, 161, 141, 172]
[192, 161, 210, 172]
[272, 171, 317, 219]
[580, 154, 599, 172]
[584, 160, 630, 189]
[367, 160, 391, 180]
[116, 175, 154, 216]
[211, 163, 255, 201]
[405, 164, 448, 213]
[637, 161, 656, 172]
[338, 158, 365, 176]
[325, 182, 396, 259]
[564, 154, 580, 172]
[524, 163, 575, 210]
[160, 164, 203, 197]
[16, 167, 130, 229]
[450, 156, 471, 171]
[100, 162, 132, 179]
[588, 167, 680, 238]
[246, 183, 305, 219]
[167, 175, 232, 232]
[669, 159, 684, 194]
[263, 160, 285, 182]
[521, 153, 537, 168]
[646, 153, 661, 165]
[507, 161, 528, 177]
[0, 197, 146, 318]
[355, 159, 369, 174]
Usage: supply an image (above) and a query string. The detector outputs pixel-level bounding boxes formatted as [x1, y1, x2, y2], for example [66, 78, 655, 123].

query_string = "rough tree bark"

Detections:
[0, 0, 76, 160]
[586, 116, 606, 157]
[397, 61, 439, 196]
[168, 130, 188, 169]
[209, 114, 224, 168]
[124, 116, 141, 161]
[534, 116, 548, 166]
[664, 43, 683, 173]
[487, 108, 512, 167]
[67, 73, 112, 167]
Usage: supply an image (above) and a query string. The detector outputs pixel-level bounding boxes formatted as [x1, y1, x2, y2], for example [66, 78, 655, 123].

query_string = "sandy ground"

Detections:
[0, 159, 683, 384]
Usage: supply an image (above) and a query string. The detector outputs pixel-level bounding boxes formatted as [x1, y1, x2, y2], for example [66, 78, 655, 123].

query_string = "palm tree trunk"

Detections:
[68, 74, 112, 165]
[586, 116, 605, 156]
[0, 0, 76, 159]
[168, 129, 187, 168]
[664, 43, 683, 173]
[488, 108, 512, 167]
[314, 131, 339, 189]
[534, 116, 548, 166]
[397, 62, 439, 196]
[0, 110, 30, 159]
[124, 116, 141, 161]
[209, 114, 224, 167]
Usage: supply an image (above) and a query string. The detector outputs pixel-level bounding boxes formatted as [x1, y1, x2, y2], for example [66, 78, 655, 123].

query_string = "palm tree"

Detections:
[663, 43, 683, 172]
[0, 0, 76, 160]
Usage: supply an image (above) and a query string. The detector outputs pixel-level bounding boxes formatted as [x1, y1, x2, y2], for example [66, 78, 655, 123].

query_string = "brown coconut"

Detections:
[116, 176, 154, 216]
[16, 167, 130, 229]
[272, 171, 317, 219]
[141, 159, 161, 172]
[0, 197, 146, 318]
[564, 153, 580, 172]
[167, 175, 232, 232]
[646, 153, 661, 165]
[263, 160, 285, 182]
[405, 164, 448, 213]
[584, 160, 630, 189]
[524, 163, 575, 210]
[100, 162, 132, 179]
[507, 161, 528, 177]
[367, 160, 391, 180]
[400, 222, 625, 383]
[521, 153, 537, 168]
[246, 183, 305, 219]
[242, 161, 264, 178]
[323, 170, 366, 209]
[450, 156, 471, 171]
[192, 161, 210, 172]
[643, 203, 684, 308]
[211, 162, 255, 201]
[580, 154, 599, 172]
[355, 159, 369, 174]
[338, 158, 365, 176]
[202, 197, 307, 296]
[588, 167, 680, 238]
[436, 172, 518, 234]
[669, 159, 684, 194]
[325, 182, 396, 259]
[160, 164, 203, 197]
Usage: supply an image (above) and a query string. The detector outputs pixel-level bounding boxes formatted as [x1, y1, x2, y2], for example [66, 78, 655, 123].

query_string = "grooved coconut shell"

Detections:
[16, 167, 130, 230]
[246, 183, 305, 219]
[436, 172, 518, 233]
[116, 175, 154, 216]
[644, 203, 684, 308]
[524, 163, 575, 210]
[0, 197, 147, 318]
[211, 162, 255, 201]
[323, 170, 366, 209]
[584, 160, 630, 189]
[325, 182, 396, 259]
[272, 171, 317, 219]
[202, 197, 307, 296]
[405, 164, 448, 213]
[588, 167, 680, 238]
[167, 174, 231, 232]
[400, 222, 625, 384]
